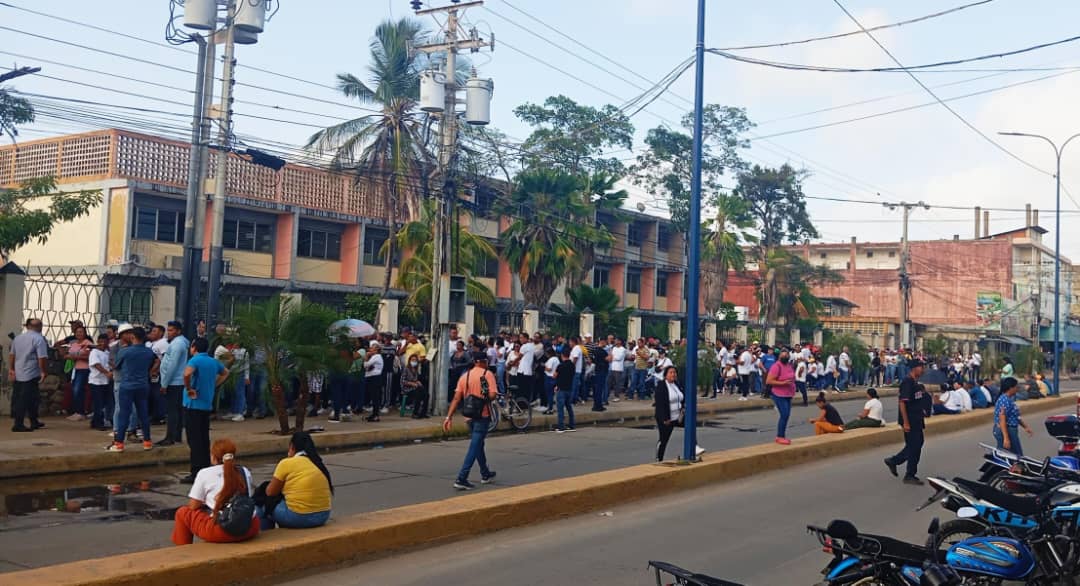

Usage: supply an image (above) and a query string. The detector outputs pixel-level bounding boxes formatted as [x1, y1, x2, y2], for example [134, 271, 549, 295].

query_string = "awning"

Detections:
[980, 335, 1031, 347]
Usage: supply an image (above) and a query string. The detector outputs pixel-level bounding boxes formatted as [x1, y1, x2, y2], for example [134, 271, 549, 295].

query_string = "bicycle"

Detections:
[487, 385, 532, 432]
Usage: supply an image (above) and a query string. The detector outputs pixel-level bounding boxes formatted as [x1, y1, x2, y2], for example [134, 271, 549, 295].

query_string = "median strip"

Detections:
[7, 394, 1071, 586]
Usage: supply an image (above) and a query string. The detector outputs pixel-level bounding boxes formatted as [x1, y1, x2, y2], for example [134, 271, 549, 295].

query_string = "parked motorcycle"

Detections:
[976, 443, 1080, 494]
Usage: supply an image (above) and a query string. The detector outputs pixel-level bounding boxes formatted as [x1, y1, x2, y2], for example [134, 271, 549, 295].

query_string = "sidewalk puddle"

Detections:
[5, 479, 179, 521]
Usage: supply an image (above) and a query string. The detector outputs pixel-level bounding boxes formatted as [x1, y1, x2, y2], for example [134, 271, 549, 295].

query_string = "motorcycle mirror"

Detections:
[956, 506, 979, 519]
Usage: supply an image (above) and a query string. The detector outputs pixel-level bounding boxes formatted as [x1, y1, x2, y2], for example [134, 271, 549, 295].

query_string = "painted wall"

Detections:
[226, 251, 274, 278]
[11, 182, 112, 268]
[294, 258, 341, 283]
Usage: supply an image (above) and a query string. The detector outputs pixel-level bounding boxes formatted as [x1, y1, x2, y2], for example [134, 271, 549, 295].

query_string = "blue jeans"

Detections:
[773, 395, 792, 438]
[823, 373, 835, 391]
[260, 499, 330, 530]
[838, 370, 849, 391]
[457, 418, 492, 482]
[248, 370, 267, 415]
[329, 374, 348, 417]
[885, 365, 896, 384]
[593, 370, 608, 409]
[993, 425, 1023, 457]
[556, 390, 574, 430]
[89, 383, 110, 428]
[795, 381, 808, 404]
[71, 369, 89, 415]
[113, 385, 138, 433]
[113, 385, 150, 444]
[496, 362, 507, 395]
[543, 377, 556, 409]
[231, 377, 248, 415]
[630, 368, 647, 399]
[752, 372, 762, 394]
[571, 372, 583, 403]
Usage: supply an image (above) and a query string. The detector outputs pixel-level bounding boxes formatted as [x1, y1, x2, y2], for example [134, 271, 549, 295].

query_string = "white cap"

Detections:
[117, 323, 134, 334]
[583, 333, 592, 338]
[369, 340, 381, 348]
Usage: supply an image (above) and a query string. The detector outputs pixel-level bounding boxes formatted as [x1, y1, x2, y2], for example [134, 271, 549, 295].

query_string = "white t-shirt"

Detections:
[826, 355, 838, 374]
[570, 345, 584, 374]
[795, 361, 807, 382]
[652, 357, 673, 380]
[941, 390, 965, 412]
[518, 342, 536, 376]
[971, 352, 982, 367]
[737, 351, 754, 375]
[864, 398, 884, 421]
[89, 348, 111, 385]
[956, 388, 973, 412]
[978, 385, 993, 405]
[838, 352, 850, 372]
[544, 356, 559, 378]
[664, 381, 684, 422]
[507, 350, 521, 376]
[610, 346, 627, 372]
[716, 347, 728, 365]
[188, 464, 255, 512]
[364, 353, 383, 378]
[800, 347, 811, 362]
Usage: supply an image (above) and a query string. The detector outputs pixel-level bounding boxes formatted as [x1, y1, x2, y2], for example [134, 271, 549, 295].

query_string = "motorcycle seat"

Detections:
[954, 477, 1042, 517]
[855, 532, 931, 564]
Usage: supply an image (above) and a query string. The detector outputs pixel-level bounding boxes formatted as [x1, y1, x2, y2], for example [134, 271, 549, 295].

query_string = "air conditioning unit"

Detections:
[165, 255, 185, 271]
[128, 253, 143, 265]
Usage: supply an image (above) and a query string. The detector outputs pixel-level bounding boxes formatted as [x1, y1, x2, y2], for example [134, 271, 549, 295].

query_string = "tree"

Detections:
[499, 168, 615, 308]
[514, 95, 634, 177]
[632, 105, 753, 234]
[0, 177, 102, 262]
[0, 86, 34, 142]
[823, 333, 869, 376]
[567, 172, 628, 291]
[344, 293, 380, 323]
[306, 18, 436, 294]
[700, 193, 755, 316]
[387, 199, 497, 326]
[756, 248, 843, 327]
[233, 296, 342, 434]
[923, 334, 950, 360]
[550, 284, 634, 338]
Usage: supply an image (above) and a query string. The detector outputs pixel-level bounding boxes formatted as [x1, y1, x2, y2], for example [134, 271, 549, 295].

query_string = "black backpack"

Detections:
[460, 370, 491, 419]
[216, 468, 255, 536]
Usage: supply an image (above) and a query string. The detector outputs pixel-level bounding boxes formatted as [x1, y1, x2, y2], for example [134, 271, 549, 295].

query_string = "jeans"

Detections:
[89, 383, 110, 428]
[231, 377, 248, 416]
[163, 385, 184, 442]
[71, 369, 90, 415]
[838, 370, 849, 391]
[823, 373, 835, 391]
[571, 372, 583, 403]
[457, 418, 492, 482]
[329, 374, 347, 417]
[888, 426, 925, 479]
[752, 372, 762, 394]
[496, 362, 507, 395]
[773, 395, 792, 438]
[738, 374, 750, 398]
[260, 499, 330, 530]
[795, 381, 808, 405]
[993, 425, 1023, 456]
[248, 370, 267, 415]
[543, 377, 556, 410]
[348, 374, 365, 412]
[932, 404, 960, 415]
[593, 370, 608, 409]
[556, 390, 575, 430]
[630, 368, 648, 399]
[608, 370, 625, 398]
[885, 365, 897, 384]
[103, 381, 115, 425]
[113, 385, 150, 444]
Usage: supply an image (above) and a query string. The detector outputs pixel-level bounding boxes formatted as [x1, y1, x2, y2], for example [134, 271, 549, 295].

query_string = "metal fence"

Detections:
[23, 266, 155, 340]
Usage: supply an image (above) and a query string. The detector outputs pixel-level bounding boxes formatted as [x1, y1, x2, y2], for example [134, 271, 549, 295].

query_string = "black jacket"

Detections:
[654, 380, 684, 423]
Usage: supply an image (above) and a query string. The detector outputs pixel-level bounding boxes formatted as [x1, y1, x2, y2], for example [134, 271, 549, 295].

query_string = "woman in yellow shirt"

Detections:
[261, 432, 333, 529]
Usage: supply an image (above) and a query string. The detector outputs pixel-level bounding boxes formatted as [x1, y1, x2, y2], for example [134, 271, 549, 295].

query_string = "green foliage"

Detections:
[550, 284, 634, 339]
[1011, 346, 1045, 376]
[0, 176, 102, 259]
[701, 193, 756, 315]
[715, 302, 740, 331]
[922, 334, 950, 359]
[737, 163, 819, 248]
[670, 344, 718, 394]
[823, 333, 869, 373]
[757, 247, 843, 326]
[0, 86, 34, 142]
[1062, 348, 1079, 375]
[344, 293, 380, 323]
[514, 95, 634, 177]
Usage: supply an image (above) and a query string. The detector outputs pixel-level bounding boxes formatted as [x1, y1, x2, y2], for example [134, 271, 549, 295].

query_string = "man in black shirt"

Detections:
[554, 348, 577, 432]
[885, 359, 928, 485]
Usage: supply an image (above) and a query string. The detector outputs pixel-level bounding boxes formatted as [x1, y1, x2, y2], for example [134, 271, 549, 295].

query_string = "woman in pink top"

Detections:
[66, 325, 94, 421]
[765, 348, 797, 445]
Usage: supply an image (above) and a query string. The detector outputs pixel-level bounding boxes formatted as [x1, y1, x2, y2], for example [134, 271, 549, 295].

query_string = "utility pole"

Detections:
[885, 200, 928, 349]
[412, 0, 491, 416]
[205, 0, 239, 328]
[0, 66, 41, 84]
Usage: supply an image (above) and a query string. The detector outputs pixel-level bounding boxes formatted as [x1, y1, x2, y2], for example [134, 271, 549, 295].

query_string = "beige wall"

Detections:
[625, 292, 640, 308]
[225, 251, 273, 278]
[294, 258, 342, 284]
[130, 241, 182, 270]
[812, 249, 850, 271]
[463, 213, 500, 239]
[857, 248, 900, 270]
[361, 265, 399, 288]
[478, 277, 497, 295]
[10, 182, 111, 268]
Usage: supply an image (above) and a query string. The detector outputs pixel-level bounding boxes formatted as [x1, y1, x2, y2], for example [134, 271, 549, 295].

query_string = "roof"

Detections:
[818, 297, 859, 308]
[988, 225, 1048, 238]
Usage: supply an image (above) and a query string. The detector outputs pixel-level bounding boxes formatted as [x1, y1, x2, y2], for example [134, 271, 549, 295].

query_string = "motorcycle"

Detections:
[1045, 415, 1080, 458]
[646, 561, 744, 586]
[976, 443, 1080, 493]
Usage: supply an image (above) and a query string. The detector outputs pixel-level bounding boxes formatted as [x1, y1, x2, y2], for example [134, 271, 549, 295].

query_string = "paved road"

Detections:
[279, 425, 1063, 586]
[0, 397, 867, 572]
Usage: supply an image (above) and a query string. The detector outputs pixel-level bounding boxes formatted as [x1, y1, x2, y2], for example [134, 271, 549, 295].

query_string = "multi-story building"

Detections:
[2, 129, 690, 339]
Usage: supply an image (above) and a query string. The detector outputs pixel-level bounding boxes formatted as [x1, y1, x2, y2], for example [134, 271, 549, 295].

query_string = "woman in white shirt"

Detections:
[844, 387, 885, 429]
[652, 366, 704, 462]
[172, 438, 258, 545]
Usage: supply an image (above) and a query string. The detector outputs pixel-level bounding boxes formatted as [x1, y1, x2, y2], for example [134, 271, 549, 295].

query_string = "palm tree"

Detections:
[386, 200, 497, 326]
[500, 168, 616, 308]
[550, 284, 634, 338]
[700, 193, 755, 317]
[306, 18, 435, 294]
[757, 249, 842, 326]
[233, 296, 341, 434]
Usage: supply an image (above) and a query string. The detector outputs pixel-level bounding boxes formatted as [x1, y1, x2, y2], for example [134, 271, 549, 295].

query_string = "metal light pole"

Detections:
[683, 0, 706, 462]
[999, 131, 1080, 397]
[179, 34, 214, 335]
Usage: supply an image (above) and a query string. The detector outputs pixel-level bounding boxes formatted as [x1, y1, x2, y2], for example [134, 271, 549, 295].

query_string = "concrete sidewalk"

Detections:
[0, 385, 899, 479]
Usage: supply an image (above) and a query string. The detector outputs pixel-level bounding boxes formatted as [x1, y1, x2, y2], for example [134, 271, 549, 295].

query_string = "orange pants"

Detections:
[172, 506, 260, 545]
[814, 421, 844, 435]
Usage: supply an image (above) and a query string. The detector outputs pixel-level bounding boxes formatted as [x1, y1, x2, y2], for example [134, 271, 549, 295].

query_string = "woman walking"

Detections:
[993, 377, 1034, 456]
[809, 392, 845, 435]
[765, 349, 796, 445]
[653, 366, 705, 462]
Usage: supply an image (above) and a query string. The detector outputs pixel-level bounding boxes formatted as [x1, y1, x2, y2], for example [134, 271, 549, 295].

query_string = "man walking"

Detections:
[444, 352, 498, 490]
[181, 337, 227, 483]
[9, 318, 49, 432]
[156, 321, 189, 446]
[884, 359, 928, 485]
[608, 337, 627, 402]
[838, 346, 851, 391]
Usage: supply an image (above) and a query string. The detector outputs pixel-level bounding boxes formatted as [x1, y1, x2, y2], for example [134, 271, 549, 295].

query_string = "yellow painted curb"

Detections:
[0, 387, 897, 480]
[7, 394, 1073, 586]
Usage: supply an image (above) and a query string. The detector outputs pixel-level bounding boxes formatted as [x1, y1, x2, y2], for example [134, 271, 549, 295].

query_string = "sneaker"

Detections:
[142, 441, 153, 451]
[556, 428, 566, 433]
[379, 408, 389, 415]
[902, 476, 925, 486]
[231, 414, 245, 422]
[738, 397, 748, 402]
[775, 437, 791, 445]
[316, 408, 326, 416]
[106, 442, 124, 452]
[453, 480, 475, 491]
[136, 430, 144, 441]
[67, 413, 84, 422]
[612, 397, 620, 402]
[481, 471, 497, 484]
[695, 445, 706, 458]
[341, 413, 353, 422]
[327, 415, 341, 423]
[538, 407, 549, 414]
[566, 427, 577, 432]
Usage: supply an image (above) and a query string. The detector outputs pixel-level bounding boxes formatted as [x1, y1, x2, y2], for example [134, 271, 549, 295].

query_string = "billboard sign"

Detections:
[976, 291, 1004, 331]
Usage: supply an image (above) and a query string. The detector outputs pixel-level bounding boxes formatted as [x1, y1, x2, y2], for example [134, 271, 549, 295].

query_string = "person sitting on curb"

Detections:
[845, 387, 885, 429]
[932, 383, 964, 415]
[171, 438, 259, 545]
[258, 432, 332, 530]
[809, 392, 844, 435]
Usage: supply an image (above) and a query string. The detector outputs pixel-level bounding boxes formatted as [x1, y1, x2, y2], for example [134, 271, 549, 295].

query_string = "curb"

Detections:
[7, 394, 1073, 586]
[0, 387, 897, 480]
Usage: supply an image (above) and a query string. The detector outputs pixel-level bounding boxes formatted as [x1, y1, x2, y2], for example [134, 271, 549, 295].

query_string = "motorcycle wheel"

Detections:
[927, 519, 986, 563]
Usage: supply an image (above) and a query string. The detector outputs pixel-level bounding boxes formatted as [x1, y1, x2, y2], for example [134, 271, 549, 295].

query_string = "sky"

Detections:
[5, 0, 1080, 259]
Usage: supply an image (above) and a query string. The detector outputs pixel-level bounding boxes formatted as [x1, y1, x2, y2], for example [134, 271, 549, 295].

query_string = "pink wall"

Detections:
[639, 267, 656, 310]
[339, 223, 360, 285]
[608, 264, 626, 304]
[273, 214, 294, 280]
[666, 272, 683, 313]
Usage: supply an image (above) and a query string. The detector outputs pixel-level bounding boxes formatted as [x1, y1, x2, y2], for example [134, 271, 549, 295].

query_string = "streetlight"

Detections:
[998, 131, 1080, 397]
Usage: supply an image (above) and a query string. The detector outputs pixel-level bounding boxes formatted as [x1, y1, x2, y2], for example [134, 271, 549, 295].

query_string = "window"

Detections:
[888, 251, 896, 258]
[626, 270, 641, 294]
[593, 267, 610, 289]
[866, 250, 874, 258]
[820, 252, 827, 259]
[627, 223, 642, 247]
[221, 219, 272, 252]
[132, 207, 184, 243]
[363, 227, 388, 266]
[658, 225, 672, 251]
[656, 272, 668, 297]
[475, 256, 499, 278]
[297, 228, 342, 260]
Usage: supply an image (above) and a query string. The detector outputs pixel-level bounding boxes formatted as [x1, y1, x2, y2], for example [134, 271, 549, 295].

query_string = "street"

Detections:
[0, 397, 866, 572]
[277, 423, 1062, 586]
